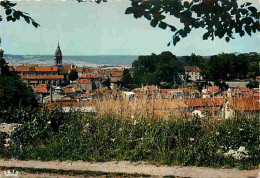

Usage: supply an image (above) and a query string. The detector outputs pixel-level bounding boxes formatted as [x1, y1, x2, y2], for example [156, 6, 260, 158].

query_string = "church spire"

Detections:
[54, 40, 62, 69]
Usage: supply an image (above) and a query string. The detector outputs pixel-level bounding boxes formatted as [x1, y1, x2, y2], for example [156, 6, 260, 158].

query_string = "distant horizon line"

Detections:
[4, 51, 260, 57]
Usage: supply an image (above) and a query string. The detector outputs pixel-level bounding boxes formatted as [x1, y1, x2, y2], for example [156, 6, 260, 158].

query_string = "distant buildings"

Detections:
[14, 42, 66, 86]
[184, 66, 203, 81]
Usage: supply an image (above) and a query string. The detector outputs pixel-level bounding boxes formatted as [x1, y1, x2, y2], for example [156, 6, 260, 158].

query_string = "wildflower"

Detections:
[224, 146, 249, 160]
[131, 115, 134, 119]
[239, 128, 244, 131]
[111, 138, 115, 142]
[133, 120, 138, 126]
[4, 143, 10, 148]
[119, 127, 123, 132]
[190, 138, 194, 142]
[216, 132, 220, 136]
[216, 149, 222, 155]
[86, 123, 90, 127]
[47, 121, 51, 124]
[140, 138, 143, 141]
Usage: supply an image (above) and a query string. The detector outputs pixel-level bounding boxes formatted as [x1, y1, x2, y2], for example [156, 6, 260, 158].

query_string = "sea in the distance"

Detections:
[4, 55, 139, 67]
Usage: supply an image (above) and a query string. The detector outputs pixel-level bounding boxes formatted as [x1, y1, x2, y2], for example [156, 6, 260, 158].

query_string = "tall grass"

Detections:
[0, 107, 259, 170]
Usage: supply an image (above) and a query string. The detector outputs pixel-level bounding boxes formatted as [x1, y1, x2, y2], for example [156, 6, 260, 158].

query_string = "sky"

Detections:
[0, 0, 259, 56]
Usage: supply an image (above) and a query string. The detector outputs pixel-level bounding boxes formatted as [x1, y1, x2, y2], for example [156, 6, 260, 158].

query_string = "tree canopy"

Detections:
[200, 52, 260, 81]
[132, 51, 183, 86]
[1, 0, 259, 46]
[69, 69, 79, 81]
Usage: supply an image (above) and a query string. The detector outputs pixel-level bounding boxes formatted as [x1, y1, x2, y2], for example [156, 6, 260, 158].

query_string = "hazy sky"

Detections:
[0, 0, 259, 56]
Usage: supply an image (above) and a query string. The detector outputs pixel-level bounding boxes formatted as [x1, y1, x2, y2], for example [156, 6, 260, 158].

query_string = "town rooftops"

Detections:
[184, 66, 200, 73]
[79, 73, 99, 79]
[16, 65, 58, 72]
[21, 75, 64, 80]
[228, 96, 260, 111]
[76, 79, 91, 84]
[185, 98, 224, 107]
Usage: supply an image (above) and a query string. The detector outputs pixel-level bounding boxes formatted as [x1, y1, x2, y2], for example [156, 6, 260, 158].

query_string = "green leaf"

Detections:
[150, 19, 158, 28]
[144, 13, 151, 20]
[23, 15, 30, 24]
[245, 26, 251, 36]
[32, 21, 39, 28]
[5, 9, 12, 15]
[158, 21, 167, 29]
[173, 36, 180, 46]
[7, 16, 12, 22]
[169, 25, 177, 32]
[240, 31, 245, 37]
[225, 37, 230, 42]
[203, 32, 209, 40]
[125, 7, 133, 14]
[184, 1, 190, 8]
[248, 6, 257, 13]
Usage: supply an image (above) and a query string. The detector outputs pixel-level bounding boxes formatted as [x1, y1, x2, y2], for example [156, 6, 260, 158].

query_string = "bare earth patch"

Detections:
[0, 159, 259, 178]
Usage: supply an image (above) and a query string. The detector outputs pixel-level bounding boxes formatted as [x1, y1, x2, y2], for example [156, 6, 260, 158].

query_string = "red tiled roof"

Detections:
[29, 81, 38, 84]
[111, 72, 123, 77]
[228, 96, 260, 111]
[33, 88, 48, 93]
[21, 75, 64, 80]
[64, 88, 75, 94]
[76, 79, 91, 84]
[80, 73, 99, 79]
[16, 66, 58, 72]
[185, 98, 224, 107]
[185, 66, 200, 72]
[208, 86, 219, 92]
[37, 84, 47, 88]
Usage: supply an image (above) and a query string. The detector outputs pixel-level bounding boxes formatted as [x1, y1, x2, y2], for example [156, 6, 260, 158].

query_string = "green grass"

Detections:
[0, 107, 259, 170]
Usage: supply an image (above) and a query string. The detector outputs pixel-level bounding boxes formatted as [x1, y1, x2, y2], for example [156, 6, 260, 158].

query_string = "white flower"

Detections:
[111, 138, 115, 142]
[216, 132, 220, 136]
[224, 146, 249, 160]
[47, 121, 51, 124]
[119, 128, 123, 132]
[4, 143, 10, 148]
[190, 138, 194, 141]
[239, 128, 244, 131]
[133, 120, 138, 126]
[131, 115, 134, 119]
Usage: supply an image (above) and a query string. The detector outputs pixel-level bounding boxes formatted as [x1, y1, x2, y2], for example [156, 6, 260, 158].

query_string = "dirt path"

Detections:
[0, 159, 259, 178]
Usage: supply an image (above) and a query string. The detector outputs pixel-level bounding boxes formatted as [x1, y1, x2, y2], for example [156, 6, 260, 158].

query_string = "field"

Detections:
[0, 103, 259, 170]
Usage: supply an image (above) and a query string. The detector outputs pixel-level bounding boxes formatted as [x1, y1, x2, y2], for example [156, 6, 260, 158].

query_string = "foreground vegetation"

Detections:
[0, 107, 259, 170]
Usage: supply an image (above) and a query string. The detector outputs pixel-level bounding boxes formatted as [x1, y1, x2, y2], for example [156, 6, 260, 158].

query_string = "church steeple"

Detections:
[54, 40, 62, 69]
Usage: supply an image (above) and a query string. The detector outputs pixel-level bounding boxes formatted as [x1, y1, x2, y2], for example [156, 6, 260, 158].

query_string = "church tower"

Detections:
[54, 41, 62, 69]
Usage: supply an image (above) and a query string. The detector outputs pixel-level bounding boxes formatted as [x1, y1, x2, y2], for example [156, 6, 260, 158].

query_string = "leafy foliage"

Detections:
[0, 75, 38, 110]
[0, 1, 39, 28]
[121, 69, 133, 88]
[0, 108, 259, 169]
[200, 53, 260, 81]
[124, 0, 260, 46]
[69, 69, 79, 81]
[132, 51, 183, 86]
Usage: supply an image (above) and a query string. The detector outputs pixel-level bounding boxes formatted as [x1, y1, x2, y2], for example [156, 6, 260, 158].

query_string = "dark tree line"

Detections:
[200, 53, 260, 81]
[122, 51, 183, 87]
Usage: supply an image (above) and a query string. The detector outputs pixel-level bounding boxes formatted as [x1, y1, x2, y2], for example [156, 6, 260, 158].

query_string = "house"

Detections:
[122, 91, 135, 100]
[74, 79, 92, 91]
[63, 87, 76, 98]
[184, 66, 203, 81]
[80, 73, 101, 90]
[32, 84, 50, 103]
